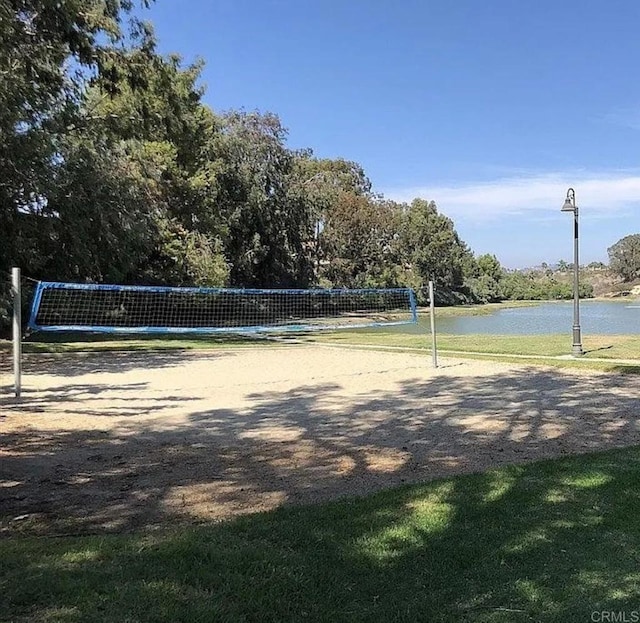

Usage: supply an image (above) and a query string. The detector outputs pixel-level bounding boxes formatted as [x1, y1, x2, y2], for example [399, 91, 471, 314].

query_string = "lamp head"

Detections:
[561, 188, 576, 212]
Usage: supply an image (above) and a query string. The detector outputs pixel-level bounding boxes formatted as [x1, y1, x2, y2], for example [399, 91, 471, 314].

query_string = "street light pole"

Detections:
[561, 188, 583, 356]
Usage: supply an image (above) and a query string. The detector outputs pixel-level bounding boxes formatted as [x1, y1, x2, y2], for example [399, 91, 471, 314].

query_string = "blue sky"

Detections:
[144, 0, 640, 268]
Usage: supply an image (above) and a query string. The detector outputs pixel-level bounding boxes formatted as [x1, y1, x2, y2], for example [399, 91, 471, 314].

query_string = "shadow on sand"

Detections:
[2, 362, 639, 536]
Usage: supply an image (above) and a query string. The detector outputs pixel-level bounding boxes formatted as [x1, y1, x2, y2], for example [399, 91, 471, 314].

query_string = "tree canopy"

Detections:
[608, 235, 640, 282]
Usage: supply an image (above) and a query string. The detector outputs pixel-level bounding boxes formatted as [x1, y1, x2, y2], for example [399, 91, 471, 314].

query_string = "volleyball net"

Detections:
[27, 282, 418, 334]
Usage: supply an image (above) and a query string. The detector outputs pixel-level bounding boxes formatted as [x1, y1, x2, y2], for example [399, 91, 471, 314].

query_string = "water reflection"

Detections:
[392, 300, 640, 335]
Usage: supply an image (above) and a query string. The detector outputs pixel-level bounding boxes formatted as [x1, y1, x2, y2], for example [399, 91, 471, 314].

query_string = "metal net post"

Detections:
[12, 267, 22, 398]
[429, 280, 438, 369]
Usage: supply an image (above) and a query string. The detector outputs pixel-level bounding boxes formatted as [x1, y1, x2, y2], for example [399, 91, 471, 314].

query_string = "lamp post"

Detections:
[561, 188, 583, 356]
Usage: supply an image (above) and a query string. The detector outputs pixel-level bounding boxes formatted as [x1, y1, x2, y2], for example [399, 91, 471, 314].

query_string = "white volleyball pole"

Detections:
[429, 280, 438, 369]
[12, 267, 22, 398]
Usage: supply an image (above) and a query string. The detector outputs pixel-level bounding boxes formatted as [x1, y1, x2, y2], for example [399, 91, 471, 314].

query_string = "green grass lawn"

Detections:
[313, 331, 640, 358]
[3, 447, 640, 622]
[312, 332, 640, 371]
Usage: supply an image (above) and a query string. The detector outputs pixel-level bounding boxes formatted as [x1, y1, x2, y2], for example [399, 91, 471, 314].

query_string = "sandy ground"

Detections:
[1, 345, 639, 534]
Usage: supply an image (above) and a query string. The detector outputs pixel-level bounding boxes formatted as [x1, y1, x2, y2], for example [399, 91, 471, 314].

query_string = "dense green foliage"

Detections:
[608, 234, 640, 282]
[464, 257, 594, 303]
[0, 1, 597, 331]
[500, 270, 593, 300]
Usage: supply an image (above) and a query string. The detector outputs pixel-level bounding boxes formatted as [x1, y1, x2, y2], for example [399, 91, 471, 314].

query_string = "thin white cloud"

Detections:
[383, 171, 640, 222]
[602, 107, 640, 131]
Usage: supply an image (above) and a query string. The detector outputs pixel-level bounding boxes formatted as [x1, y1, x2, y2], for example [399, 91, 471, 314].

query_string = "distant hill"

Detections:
[510, 266, 640, 299]
[557, 267, 640, 298]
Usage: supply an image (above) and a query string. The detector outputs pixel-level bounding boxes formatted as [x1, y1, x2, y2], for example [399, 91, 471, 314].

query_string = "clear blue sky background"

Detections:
[144, 0, 640, 268]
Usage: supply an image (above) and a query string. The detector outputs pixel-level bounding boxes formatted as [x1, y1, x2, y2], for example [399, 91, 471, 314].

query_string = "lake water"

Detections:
[401, 300, 640, 335]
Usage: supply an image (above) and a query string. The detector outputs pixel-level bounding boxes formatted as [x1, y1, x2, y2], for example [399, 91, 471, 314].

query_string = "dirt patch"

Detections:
[1, 346, 639, 535]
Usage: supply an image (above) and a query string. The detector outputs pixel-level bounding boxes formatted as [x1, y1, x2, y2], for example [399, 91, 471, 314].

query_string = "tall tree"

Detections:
[53, 34, 229, 286]
[608, 234, 640, 281]
[288, 155, 374, 282]
[399, 199, 474, 302]
[0, 0, 150, 327]
[320, 194, 402, 288]
[0, 0, 144, 271]
[465, 253, 505, 302]
[217, 111, 314, 287]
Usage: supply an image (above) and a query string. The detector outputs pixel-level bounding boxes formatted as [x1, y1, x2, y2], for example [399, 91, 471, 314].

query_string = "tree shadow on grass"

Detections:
[3, 448, 640, 622]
